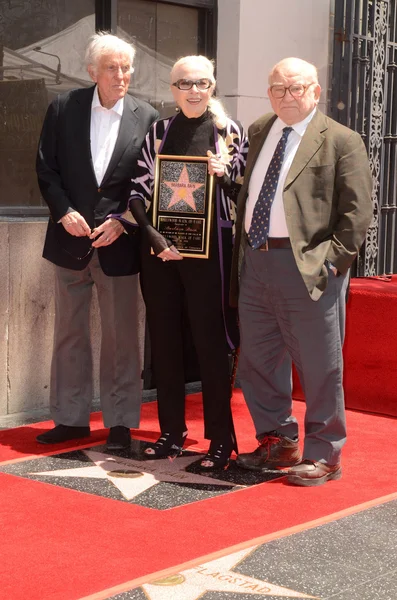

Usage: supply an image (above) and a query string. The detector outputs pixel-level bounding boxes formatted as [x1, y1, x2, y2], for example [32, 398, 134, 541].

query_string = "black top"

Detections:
[161, 110, 216, 156]
[132, 109, 239, 257]
[162, 110, 239, 200]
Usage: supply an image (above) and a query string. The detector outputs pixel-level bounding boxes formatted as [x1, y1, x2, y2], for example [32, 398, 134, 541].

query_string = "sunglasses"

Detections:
[60, 228, 99, 260]
[62, 245, 94, 260]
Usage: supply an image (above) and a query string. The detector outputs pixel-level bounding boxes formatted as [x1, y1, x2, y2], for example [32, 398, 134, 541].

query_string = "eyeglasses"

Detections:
[172, 78, 213, 91]
[61, 229, 97, 260]
[62, 245, 94, 260]
[270, 82, 316, 99]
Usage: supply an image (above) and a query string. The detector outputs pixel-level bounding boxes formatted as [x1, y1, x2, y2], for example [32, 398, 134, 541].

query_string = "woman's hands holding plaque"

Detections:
[129, 197, 183, 261]
[147, 226, 182, 262]
[158, 245, 183, 262]
[207, 150, 226, 177]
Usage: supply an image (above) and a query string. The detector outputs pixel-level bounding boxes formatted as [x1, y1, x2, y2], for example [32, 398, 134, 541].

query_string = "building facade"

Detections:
[0, 0, 335, 417]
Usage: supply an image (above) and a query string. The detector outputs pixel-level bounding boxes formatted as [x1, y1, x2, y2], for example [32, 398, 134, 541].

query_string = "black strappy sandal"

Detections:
[144, 431, 188, 458]
[196, 436, 236, 471]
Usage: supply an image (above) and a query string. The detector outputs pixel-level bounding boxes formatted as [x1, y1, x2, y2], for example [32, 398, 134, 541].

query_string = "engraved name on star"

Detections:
[31, 450, 237, 501]
[163, 164, 204, 211]
[142, 546, 318, 598]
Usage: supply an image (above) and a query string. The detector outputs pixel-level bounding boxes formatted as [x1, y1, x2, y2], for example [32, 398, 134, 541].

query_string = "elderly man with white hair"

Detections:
[231, 57, 373, 486]
[36, 32, 158, 449]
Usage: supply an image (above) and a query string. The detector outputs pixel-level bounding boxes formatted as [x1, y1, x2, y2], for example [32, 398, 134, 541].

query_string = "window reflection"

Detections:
[118, 0, 199, 117]
[0, 1, 95, 208]
[0, 0, 201, 209]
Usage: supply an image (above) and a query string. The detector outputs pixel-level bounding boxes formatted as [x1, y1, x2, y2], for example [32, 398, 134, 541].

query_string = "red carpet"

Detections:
[293, 275, 397, 417]
[1, 391, 397, 600]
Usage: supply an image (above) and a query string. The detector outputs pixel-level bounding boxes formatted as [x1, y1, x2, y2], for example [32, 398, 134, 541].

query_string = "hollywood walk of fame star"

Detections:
[163, 164, 204, 211]
[31, 450, 237, 501]
[142, 546, 318, 598]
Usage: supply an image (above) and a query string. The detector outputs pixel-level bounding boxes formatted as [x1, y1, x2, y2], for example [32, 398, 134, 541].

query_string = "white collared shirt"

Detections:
[245, 108, 317, 236]
[90, 86, 124, 186]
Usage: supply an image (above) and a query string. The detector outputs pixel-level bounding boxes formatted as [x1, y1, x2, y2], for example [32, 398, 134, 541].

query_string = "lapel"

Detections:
[236, 114, 276, 221]
[100, 94, 139, 186]
[244, 114, 277, 188]
[74, 86, 97, 186]
[284, 109, 328, 188]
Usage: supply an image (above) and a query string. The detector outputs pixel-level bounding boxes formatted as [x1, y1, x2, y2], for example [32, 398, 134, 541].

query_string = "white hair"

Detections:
[269, 57, 319, 85]
[85, 31, 136, 72]
[171, 55, 228, 129]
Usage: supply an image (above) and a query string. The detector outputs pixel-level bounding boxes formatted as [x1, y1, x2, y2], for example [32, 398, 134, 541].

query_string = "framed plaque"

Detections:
[152, 154, 215, 259]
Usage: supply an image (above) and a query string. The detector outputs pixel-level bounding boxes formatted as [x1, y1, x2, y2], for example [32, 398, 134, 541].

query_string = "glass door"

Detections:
[118, 0, 204, 117]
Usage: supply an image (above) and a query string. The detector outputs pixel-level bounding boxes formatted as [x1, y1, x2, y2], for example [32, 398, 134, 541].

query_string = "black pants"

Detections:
[140, 249, 235, 443]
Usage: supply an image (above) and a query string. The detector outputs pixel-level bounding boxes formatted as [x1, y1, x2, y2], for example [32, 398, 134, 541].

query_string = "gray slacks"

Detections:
[50, 251, 141, 428]
[238, 247, 349, 465]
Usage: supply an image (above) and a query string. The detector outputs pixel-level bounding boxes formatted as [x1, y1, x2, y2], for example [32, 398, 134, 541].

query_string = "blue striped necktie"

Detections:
[248, 126, 293, 249]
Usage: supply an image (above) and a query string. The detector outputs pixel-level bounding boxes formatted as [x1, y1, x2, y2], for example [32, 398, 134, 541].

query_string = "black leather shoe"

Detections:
[287, 460, 342, 486]
[36, 424, 90, 445]
[236, 431, 301, 471]
[106, 426, 131, 450]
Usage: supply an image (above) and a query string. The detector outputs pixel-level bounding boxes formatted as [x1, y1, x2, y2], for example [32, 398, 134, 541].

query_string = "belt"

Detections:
[247, 237, 292, 251]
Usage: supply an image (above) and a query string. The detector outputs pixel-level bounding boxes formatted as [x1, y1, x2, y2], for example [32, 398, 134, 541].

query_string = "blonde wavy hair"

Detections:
[170, 55, 228, 129]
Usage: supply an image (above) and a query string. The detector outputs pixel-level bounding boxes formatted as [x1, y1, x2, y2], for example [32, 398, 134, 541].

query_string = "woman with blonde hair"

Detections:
[115, 55, 248, 470]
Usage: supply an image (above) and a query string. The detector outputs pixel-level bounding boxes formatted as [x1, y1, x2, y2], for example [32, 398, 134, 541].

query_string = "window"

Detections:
[0, 0, 96, 212]
[0, 0, 216, 213]
[118, 1, 200, 117]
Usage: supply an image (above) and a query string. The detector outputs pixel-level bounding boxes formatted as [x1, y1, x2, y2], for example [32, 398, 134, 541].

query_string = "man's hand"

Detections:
[90, 218, 125, 247]
[330, 265, 338, 276]
[327, 261, 340, 277]
[61, 211, 91, 237]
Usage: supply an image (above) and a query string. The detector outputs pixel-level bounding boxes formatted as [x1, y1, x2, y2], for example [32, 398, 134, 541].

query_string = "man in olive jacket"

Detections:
[231, 57, 373, 486]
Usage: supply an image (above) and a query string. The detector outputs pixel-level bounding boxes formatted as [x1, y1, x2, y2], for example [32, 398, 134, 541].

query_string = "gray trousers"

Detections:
[50, 251, 141, 428]
[238, 247, 348, 465]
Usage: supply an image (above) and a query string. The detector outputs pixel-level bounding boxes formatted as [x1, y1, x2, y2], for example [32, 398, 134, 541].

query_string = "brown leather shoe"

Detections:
[287, 459, 342, 486]
[236, 432, 301, 471]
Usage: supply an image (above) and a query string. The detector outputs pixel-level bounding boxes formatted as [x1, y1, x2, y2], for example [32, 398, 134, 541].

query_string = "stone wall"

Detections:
[0, 0, 333, 417]
[217, 0, 332, 127]
[0, 220, 145, 417]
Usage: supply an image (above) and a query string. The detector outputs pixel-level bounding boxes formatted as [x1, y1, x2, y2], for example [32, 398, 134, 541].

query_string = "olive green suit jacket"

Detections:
[230, 110, 373, 304]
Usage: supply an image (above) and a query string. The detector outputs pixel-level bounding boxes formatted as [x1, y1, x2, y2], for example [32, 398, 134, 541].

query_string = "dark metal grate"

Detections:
[331, 0, 397, 275]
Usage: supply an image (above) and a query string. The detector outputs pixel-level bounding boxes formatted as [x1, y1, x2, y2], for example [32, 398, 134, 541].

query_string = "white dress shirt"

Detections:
[90, 86, 124, 186]
[245, 108, 317, 236]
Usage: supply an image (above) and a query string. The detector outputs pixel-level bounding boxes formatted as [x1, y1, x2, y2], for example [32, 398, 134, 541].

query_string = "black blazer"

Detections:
[37, 86, 158, 275]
